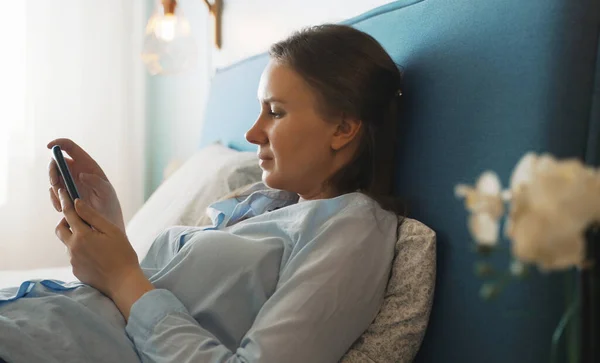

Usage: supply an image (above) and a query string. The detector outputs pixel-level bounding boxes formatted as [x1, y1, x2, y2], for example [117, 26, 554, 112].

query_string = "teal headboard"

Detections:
[199, 0, 600, 361]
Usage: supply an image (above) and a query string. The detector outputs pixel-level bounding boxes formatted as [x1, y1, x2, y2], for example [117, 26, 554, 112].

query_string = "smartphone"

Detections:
[52, 145, 81, 202]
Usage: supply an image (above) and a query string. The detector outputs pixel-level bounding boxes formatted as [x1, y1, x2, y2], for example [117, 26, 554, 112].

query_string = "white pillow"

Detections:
[126, 144, 261, 261]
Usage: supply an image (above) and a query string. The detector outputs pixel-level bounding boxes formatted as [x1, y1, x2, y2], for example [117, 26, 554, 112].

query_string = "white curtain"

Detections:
[0, 0, 146, 270]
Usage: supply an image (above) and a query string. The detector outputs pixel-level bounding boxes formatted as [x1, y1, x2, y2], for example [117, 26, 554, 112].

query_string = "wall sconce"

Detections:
[202, 0, 222, 49]
[141, 0, 222, 75]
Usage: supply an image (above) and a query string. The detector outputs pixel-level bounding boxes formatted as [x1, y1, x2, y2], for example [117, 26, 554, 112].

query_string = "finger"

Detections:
[50, 158, 90, 202]
[59, 188, 89, 232]
[55, 217, 72, 246]
[75, 198, 116, 234]
[48, 159, 65, 192]
[47, 138, 92, 164]
[49, 186, 62, 212]
[48, 158, 81, 203]
[47, 138, 107, 179]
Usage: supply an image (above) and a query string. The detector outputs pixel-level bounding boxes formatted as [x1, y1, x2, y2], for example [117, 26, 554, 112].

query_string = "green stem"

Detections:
[565, 274, 579, 363]
[550, 294, 579, 363]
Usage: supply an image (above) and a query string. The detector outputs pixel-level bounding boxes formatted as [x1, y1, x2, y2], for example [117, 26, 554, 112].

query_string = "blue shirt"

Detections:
[0, 184, 398, 363]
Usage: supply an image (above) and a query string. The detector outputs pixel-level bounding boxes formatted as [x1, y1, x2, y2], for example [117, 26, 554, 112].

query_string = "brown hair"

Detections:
[269, 24, 405, 215]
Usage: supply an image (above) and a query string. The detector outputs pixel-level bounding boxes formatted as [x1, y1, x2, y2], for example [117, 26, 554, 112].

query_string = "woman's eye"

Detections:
[269, 110, 284, 119]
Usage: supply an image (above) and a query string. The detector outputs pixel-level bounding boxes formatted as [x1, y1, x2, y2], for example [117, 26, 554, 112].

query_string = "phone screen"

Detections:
[52, 145, 81, 202]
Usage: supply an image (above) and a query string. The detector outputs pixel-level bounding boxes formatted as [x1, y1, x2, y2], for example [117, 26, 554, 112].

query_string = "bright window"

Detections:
[0, 1, 27, 206]
[0, 1, 26, 206]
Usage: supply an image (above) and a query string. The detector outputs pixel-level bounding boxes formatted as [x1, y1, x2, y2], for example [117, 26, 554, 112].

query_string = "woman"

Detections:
[0, 24, 418, 362]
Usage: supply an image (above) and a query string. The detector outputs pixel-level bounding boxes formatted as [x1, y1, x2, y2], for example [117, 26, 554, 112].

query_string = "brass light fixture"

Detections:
[202, 0, 222, 49]
[141, 0, 223, 75]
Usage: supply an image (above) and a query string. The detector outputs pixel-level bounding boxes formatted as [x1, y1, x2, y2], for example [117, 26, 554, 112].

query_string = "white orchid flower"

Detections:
[505, 153, 600, 271]
[455, 171, 505, 246]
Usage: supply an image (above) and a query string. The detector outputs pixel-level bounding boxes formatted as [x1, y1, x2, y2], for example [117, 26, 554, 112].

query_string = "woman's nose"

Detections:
[245, 118, 268, 145]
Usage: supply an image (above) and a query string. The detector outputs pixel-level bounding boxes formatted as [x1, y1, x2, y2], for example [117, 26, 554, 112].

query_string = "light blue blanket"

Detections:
[0, 185, 397, 363]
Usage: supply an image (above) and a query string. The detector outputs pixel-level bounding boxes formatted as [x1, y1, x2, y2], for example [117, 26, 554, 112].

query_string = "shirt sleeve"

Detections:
[125, 207, 397, 363]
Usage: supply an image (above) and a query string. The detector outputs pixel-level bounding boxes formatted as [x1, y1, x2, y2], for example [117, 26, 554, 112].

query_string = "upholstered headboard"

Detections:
[199, 0, 600, 362]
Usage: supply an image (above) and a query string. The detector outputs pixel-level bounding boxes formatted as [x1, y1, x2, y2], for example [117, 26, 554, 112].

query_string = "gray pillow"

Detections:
[340, 218, 436, 363]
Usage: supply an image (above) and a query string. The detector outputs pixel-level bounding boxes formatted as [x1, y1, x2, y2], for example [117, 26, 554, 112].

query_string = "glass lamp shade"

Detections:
[141, 1, 198, 75]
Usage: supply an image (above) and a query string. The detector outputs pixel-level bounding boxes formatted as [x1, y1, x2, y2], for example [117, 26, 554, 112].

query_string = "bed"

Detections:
[2, 0, 599, 362]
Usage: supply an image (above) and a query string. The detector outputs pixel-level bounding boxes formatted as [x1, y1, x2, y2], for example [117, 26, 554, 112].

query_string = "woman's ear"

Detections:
[331, 117, 362, 151]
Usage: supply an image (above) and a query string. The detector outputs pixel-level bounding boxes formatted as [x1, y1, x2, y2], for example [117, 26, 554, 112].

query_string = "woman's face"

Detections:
[245, 60, 360, 200]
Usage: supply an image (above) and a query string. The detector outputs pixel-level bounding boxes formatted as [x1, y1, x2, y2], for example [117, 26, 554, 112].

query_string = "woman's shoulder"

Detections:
[295, 195, 437, 250]
[301, 191, 396, 219]
[283, 192, 398, 237]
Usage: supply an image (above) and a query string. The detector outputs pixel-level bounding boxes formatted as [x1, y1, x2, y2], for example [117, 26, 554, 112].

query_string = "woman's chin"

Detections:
[262, 172, 283, 190]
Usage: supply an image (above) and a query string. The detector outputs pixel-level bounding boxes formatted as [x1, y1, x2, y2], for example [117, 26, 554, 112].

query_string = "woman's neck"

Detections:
[297, 186, 340, 202]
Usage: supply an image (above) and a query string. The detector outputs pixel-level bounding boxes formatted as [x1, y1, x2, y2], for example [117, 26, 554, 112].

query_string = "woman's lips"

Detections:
[258, 154, 273, 168]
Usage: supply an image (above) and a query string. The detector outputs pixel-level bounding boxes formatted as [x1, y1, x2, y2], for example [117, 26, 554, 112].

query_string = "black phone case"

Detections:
[52, 145, 81, 201]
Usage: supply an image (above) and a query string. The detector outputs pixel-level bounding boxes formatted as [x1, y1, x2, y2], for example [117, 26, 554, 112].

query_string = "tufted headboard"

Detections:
[199, 0, 600, 362]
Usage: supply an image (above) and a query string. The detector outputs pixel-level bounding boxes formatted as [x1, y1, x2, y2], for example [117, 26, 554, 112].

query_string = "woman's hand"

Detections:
[55, 188, 154, 320]
[47, 138, 126, 232]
